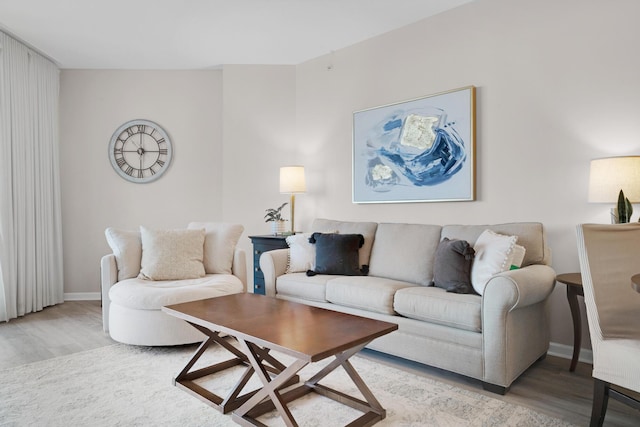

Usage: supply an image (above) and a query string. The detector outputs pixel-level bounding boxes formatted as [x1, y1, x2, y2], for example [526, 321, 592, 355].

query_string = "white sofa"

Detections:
[260, 219, 556, 394]
[101, 222, 247, 346]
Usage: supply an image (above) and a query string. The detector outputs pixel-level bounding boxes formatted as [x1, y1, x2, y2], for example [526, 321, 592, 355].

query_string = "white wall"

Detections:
[220, 65, 297, 275]
[58, 0, 640, 352]
[291, 0, 640, 350]
[59, 70, 223, 294]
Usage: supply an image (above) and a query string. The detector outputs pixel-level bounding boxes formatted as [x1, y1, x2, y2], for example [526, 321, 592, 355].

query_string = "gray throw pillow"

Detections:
[431, 238, 476, 294]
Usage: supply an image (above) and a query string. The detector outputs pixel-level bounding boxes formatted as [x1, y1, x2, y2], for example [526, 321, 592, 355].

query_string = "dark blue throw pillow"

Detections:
[306, 233, 368, 276]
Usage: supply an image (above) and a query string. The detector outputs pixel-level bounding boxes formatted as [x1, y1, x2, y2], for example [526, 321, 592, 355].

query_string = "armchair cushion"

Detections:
[109, 274, 243, 310]
[138, 227, 206, 280]
[188, 222, 244, 274]
[105, 227, 142, 281]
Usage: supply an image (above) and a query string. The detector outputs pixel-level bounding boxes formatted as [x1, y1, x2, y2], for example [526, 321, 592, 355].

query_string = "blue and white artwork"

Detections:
[353, 86, 475, 203]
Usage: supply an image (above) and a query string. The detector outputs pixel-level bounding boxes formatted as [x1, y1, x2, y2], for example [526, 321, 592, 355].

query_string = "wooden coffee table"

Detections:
[162, 293, 398, 426]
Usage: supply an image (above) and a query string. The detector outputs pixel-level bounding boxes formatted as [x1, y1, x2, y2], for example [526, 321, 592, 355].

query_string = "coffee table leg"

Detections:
[232, 340, 386, 427]
[234, 339, 308, 427]
[305, 343, 385, 418]
[173, 324, 259, 414]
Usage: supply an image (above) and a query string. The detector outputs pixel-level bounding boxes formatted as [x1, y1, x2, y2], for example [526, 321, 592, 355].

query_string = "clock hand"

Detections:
[131, 133, 142, 149]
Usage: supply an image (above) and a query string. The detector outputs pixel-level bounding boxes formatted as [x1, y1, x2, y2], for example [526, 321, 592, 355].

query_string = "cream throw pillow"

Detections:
[105, 228, 142, 281]
[285, 233, 315, 273]
[471, 229, 517, 295]
[138, 227, 206, 280]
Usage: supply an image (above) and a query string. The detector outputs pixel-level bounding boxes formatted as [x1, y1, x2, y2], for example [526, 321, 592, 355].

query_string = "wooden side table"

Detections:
[556, 273, 583, 372]
[248, 235, 289, 295]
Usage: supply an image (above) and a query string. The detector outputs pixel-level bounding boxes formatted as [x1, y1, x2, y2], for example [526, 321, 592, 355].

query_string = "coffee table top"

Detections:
[163, 293, 398, 363]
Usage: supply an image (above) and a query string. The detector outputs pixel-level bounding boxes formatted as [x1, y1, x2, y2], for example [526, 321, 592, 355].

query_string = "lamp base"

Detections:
[289, 193, 296, 234]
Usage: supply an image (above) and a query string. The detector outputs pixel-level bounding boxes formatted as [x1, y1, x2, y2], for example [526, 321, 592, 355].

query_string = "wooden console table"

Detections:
[556, 273, 583, 372]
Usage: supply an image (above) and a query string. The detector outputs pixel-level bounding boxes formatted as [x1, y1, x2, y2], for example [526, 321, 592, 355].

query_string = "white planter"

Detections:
[270, 220, 286, 235]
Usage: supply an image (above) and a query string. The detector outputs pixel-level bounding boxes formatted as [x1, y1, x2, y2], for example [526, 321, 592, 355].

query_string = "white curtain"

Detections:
[0, 31, 64, 322]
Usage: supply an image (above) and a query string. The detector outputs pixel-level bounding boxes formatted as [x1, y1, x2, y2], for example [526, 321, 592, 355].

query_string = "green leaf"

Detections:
[618, 190, 628, 223]
[264, 202, 288, 222]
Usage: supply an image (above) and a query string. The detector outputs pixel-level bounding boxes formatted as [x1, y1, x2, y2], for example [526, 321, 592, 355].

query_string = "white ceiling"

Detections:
[0, 0, 473, 69]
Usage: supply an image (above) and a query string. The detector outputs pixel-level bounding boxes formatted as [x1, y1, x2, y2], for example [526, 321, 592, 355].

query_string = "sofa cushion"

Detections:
[368, 223, 442, 286]
[139, 227, 206, 280]
[394, 286, 482, 332]
[311, 219, 378, 267]
[432, 238, 475, 294]
[188, 222, 244, 275]
[109, 274, 244, 310]
[276, 272, 330, 302]
[441, 223, 547, 266]
[105, 227, 142, 281]
[308, 233, 366, 276]
[326, 276, 416, 315]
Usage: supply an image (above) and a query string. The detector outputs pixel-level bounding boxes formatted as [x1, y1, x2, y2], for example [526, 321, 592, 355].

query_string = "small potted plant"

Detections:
[264, 202, 288, 235]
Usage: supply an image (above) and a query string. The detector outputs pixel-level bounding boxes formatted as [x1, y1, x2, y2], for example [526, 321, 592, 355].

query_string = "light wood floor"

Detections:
[1, 301, 638, 426]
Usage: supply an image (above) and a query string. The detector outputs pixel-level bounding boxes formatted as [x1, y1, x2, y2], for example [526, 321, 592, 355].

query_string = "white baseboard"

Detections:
[64, 292, 101, 301]
[548, 341, 593, 366]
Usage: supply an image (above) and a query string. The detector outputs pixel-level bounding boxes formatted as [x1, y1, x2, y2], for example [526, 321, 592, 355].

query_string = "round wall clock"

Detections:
[108, 119, 173, 183]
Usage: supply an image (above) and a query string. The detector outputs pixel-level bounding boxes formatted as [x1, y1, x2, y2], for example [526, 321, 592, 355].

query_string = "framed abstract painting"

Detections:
[352, 86, 476, 203]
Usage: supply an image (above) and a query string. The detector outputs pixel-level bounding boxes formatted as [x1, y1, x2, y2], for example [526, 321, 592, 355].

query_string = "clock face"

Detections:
[108, 119, 173, 183]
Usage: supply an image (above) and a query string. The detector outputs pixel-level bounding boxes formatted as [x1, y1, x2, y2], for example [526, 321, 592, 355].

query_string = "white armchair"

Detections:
[576, 223, 640, 426]
[101, 222, 247, 346]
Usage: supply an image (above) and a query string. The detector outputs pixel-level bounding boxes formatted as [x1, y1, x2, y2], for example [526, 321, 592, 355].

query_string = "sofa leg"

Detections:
[590, 378, 609, 427]
[482, 382, 509, 395]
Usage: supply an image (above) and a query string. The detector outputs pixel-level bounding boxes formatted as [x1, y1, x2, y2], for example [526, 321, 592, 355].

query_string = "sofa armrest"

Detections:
[232, 247, 248, 293]
[483, 264, 556, 312]
[100, 254, 118, 333]
[481, 264, 556, 388]
[259, 248, 289, 297]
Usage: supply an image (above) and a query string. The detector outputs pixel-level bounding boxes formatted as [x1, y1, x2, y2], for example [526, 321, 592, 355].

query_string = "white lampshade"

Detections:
[588, 156, 640, 203]
[280, 166, 306, 194]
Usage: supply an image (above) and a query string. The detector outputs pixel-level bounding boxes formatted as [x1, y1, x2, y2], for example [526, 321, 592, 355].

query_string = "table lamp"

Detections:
[280, 166, 306, 234]
[588, 156, 640, 223]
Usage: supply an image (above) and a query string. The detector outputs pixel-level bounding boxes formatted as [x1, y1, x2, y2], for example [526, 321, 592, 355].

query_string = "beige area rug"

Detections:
[0, 343, 576, 427]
